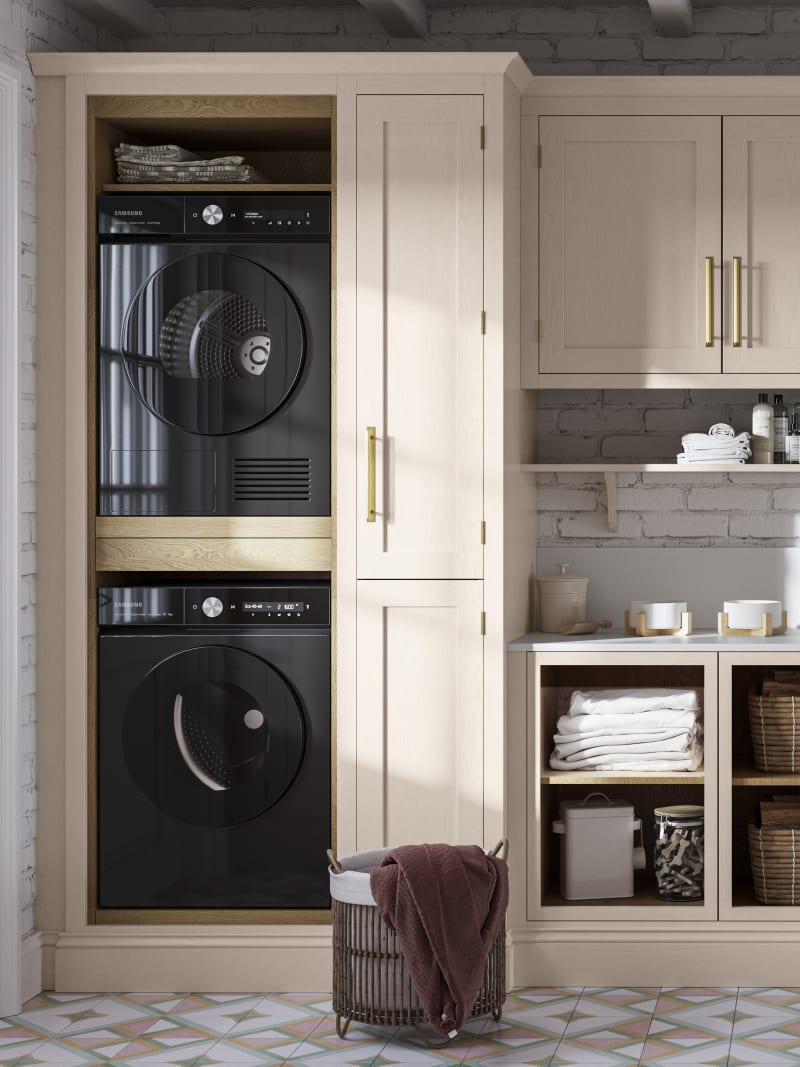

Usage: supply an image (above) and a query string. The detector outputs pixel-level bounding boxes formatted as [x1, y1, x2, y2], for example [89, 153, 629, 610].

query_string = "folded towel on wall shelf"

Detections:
[677, 427, 751, 465]
[568, 688, 700, 717]
[557, 708, 699, 735]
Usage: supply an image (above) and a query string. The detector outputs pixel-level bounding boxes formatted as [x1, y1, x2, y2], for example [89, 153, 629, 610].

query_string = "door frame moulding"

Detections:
[0, 55, 21, 1018]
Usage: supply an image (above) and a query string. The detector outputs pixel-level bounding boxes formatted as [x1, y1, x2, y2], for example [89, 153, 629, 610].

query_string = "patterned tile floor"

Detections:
[3, 988, 800, 1066]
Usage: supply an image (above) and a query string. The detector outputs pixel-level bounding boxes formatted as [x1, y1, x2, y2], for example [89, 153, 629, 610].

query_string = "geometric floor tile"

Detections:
[14, 988, 800, 1066]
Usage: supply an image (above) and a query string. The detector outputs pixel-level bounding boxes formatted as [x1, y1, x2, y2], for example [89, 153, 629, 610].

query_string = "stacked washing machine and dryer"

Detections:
[96, 194, 332, 911]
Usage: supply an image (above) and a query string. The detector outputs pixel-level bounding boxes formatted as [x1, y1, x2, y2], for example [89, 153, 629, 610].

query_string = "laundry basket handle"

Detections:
[489, 838, 509, 860]
[326, 849, 344, 874]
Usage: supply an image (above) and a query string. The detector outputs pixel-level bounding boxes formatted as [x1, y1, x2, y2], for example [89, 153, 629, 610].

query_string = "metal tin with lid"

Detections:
[535, 562, 589, 633]
[553, 792, 643, 900]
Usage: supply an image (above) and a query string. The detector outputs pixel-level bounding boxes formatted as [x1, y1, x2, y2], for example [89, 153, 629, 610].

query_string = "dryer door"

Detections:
[120, 251, 305, 435]
[123, 645, 305, 827]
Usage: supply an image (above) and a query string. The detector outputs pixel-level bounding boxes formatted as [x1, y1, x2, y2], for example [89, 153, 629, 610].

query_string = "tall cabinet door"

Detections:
[539, 116, 722, 376]
[724, 117, 800, 374]
[355, 580, 484, 850]
[356, 95, 484, 580]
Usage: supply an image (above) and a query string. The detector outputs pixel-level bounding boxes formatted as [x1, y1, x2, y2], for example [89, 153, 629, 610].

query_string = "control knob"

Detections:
[202, 596, 223, 618]
[202, 204, 224, 226]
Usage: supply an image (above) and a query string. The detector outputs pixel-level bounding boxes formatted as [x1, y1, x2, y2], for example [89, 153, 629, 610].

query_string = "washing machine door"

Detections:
[121, 251, 305, 436]
[123, 645, 305, 827]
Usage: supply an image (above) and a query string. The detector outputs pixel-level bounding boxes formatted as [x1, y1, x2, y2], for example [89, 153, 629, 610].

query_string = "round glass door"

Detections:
[123, 646, 306, 827]
[121, 253, 305, 436]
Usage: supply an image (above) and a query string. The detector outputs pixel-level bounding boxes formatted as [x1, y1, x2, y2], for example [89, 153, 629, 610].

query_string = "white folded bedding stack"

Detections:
[549, 688, 703, 772]
[677, 422, 751, 465]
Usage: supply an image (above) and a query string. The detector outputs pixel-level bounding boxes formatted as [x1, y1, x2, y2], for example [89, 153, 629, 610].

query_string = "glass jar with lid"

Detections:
[653, 805, 704, 901]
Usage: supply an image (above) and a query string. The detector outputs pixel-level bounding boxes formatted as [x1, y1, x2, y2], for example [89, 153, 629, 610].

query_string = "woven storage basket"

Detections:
[748, 682, 800, 772]
[748, 822, 800, 904]
[328, 843, 506, 1041]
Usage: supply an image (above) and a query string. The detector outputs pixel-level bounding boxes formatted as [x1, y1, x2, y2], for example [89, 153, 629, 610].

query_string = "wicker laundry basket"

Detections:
[327, 840, 507, 1042]
[748, 822, 800, 905]
[748, 680, 800, 772]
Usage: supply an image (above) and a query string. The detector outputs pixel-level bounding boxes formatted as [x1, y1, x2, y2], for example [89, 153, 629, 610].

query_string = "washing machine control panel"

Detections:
[99, 585, 330, 626]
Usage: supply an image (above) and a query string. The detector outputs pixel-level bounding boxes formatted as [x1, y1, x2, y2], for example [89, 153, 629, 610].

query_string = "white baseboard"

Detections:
[51, 929, 333, 992]
[20, 931, 43, 1001]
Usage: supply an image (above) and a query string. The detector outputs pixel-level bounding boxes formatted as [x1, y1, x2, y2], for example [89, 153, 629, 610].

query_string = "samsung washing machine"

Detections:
[97, 582, 331, 910]
[97, 194, 330, 516]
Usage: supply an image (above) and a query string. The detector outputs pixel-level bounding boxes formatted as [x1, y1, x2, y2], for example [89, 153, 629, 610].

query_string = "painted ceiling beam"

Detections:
[66, 0, 160, 38]
[357, 0, 428, 37]
[647, 0, 693, 36]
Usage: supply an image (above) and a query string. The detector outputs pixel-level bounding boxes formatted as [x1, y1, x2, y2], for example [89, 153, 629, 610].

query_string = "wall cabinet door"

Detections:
[723, 117, 800, 374]
[356, 95, 484, 580]
[355, 580, 484, 850]
[539, 116, 722, 376]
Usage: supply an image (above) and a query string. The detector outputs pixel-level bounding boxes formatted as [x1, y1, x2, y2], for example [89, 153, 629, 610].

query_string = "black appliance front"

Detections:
[97, 583, 331, 909]
[98, 195, 330, 516]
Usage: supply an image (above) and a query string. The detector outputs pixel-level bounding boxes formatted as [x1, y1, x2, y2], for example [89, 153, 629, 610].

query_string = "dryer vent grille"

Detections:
[233, 458, 311, 501]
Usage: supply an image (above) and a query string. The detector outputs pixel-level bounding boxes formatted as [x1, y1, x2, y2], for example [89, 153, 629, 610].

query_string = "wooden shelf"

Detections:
[732, 760, 800, 786]
[102, 183, 332, 194]
[521, 463, 793, 473]
[541, 882, 703, 908]
[542, 768, 705, 785]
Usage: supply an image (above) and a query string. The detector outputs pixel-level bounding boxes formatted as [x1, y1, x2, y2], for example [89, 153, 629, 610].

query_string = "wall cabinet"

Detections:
[538, 113, 800, 379]
[356, 94, 485, 581]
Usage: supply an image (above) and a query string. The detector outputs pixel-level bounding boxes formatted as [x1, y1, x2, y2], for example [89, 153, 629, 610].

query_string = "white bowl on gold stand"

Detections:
[718, 600, 786, 637]
[625, 601, 692, 637]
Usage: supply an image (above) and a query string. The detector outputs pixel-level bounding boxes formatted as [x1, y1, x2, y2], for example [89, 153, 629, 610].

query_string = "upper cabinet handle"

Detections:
[366, 426, 376, 523]
[732, 255, 742, 348]
[705, 256, 715, 348]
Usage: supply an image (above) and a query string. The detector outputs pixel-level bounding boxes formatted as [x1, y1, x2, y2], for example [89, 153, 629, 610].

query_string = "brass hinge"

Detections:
[481, 310, 486, 335]
[538, 319, 543, 343]
[480, 611, 486, 636]
[538, 144, 542, 168]
[480, 125, 486, 150]
[480, 520, 486, 545]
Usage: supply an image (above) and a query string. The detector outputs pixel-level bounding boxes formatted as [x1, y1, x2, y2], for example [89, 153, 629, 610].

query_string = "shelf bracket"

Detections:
[604, 471, 618, 532]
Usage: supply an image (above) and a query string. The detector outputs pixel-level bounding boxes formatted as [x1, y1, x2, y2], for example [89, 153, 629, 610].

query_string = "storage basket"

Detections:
[748, 822, 800, 904]
[748, 681, 800, 772]
[327, 841, 507, 1041]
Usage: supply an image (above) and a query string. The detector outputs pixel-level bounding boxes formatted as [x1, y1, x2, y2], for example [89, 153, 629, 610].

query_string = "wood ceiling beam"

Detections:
[647, 0, 693, 36]
[357, 0, 428, 37]
[66, 0, 160, 38]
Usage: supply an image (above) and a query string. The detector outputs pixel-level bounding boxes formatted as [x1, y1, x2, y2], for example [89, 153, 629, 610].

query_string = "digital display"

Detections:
[242, 601, 305, 612]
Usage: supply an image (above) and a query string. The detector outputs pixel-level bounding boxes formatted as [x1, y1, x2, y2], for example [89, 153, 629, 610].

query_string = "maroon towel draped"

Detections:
[369, 843, 508, 1038]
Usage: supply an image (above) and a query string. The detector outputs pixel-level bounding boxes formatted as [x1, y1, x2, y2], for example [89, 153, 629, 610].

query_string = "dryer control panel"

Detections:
[98, 584, 330, 626]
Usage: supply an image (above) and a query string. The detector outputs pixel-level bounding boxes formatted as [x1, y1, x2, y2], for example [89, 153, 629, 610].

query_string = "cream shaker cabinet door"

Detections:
[356, 95, 484, 580]
[724, 117, 800, 374]
[539, 116, 722, 375]
[355, 580, 484, 850]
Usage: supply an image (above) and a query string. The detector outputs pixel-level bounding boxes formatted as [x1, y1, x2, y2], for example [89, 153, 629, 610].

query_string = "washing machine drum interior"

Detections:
[122, 252, 305, 436]
[124, 645, 306, 827]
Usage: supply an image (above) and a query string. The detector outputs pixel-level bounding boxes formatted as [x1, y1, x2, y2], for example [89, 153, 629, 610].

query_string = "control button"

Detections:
[202, 596, 223, 618]
[202, 204, 224, 226]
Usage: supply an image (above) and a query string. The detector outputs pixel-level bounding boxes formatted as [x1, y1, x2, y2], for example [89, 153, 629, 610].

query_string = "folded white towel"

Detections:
[557, 709, 699, 735]
[677, 454, 749, 465]
[560, 736, 698, 763]
[709, 423, 736, 439]
[569, 688, 700, 716]
[549, 754, 702, 772]
[681, 430, 751, 451]
[554, 729, 697, 759]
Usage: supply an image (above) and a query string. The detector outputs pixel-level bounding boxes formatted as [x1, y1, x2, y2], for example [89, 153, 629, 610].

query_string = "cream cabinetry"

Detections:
[355, 94, 484, 581]
[355, 580, 484, 850]
[539, 116, 721, 377]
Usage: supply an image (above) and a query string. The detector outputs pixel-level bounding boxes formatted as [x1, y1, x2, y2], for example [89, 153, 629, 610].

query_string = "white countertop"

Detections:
[508, 628, 800, 652]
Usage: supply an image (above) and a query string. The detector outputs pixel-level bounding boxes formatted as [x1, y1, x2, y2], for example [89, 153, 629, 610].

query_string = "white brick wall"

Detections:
[131, 3, 800, 75]
[536, 391, 800, 547]
[4, 0, 122, 941]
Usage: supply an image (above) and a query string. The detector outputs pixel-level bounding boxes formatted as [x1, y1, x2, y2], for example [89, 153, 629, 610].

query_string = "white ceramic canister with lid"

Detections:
[535, 563, 589, 633]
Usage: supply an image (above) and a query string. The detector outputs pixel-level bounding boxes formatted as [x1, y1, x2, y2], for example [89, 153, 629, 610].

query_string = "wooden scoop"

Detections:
[559, 618, 613, 636]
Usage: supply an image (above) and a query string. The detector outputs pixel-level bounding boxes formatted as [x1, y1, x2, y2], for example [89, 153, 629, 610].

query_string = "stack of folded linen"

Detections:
[115, 143, 265, 184]
[549, 687, 703, 772]
[677, 422, 751, 464]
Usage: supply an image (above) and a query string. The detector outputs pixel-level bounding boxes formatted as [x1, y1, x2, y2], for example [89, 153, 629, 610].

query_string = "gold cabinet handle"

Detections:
[732, 255, 742, 348]
[705, 256, 714, 348]
[366, 426, 376, 522]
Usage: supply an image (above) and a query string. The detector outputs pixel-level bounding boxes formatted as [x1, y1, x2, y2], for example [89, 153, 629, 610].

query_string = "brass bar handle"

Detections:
[366, 426, 376, 523]
[732, 255, 742, 348]
[705, 255, 714, 348]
